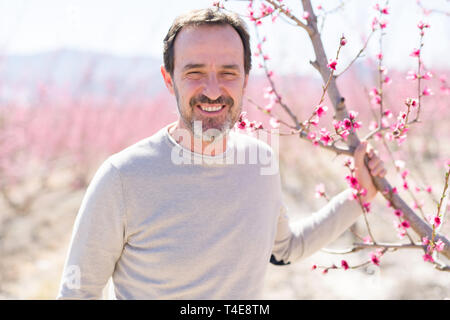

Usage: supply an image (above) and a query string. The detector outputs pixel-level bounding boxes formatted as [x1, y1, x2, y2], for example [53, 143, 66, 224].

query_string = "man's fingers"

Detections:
[354, 140, 368, 167]
[370, 163, 386, 177]
[368, 157, 381, 170]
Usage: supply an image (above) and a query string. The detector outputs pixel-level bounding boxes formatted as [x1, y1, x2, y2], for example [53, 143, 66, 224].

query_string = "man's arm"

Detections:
[271, 141, 386, 265]
[57, 159, 127, 299]
[271, 189, 361, 265]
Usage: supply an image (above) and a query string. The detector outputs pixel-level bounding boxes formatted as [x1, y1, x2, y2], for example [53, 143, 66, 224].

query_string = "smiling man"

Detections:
[57, 8, 386, 300]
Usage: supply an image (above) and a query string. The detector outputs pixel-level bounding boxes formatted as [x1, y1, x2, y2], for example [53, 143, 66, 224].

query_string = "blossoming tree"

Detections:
[217, 0, 450, 272]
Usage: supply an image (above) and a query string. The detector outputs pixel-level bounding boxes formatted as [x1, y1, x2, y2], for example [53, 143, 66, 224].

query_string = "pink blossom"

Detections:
[422, 237, 430, 245]
[263, 86, 274, 97]
[271, 14, 278, 23]
[309, 116, 319, 126]
[352, 121, 362, 129]
[376, 52, 383, 60]
[397, 229, 406, 239]
[345, 175, 359, 189]
[434, 216, 441, 228]
[340, 37, 347, 46]
[372, 95, 381, 105]
[237, 112, 249, 129]
[343, 157, 354, 168]
[383, 109, 393, 118]
[384, 76, 392, 85]
[401, 169, 409, 179]
[302, 11, 310, 20]
[417, 21, 430, 29]
[363, 236, 372, 244]
[269, 117, 280, 129]
[381, 7, 389, 14]
[339, 129, 350, 141]
[319, 128, 332, 145]
[410, 48, 420, 57]
[406, 71, 418, 81]
[343, 118, 352, 130]
[422, 254, 434, 262]
[394, 209, 403, 217]
[315, 105, 328, 118]
[257, 42, 262, 52]
[370, 252, 380, 266]
[307, 131, 316, 141]
[403, 181, 409, 190]
[380, 20, 388, 29]
[333, 120, 342, 131]
[341, 260, 349, 270]
[422, 87, 433, 96]
[369, 121, 378, 131]
[237, 119, 248, 130]
[264, 103, 274, 113]
[363, 202, 371, 213]
[348, 110, 358, 120]
[315, 183, 326, 198]
[371, 17, 379, 30]
[435, 239, 445, 252]
[425, 186, 432, 193]
[317, 5, 323, 10]
[369, 87, 380, 96]
[360, 188, 368, 197]
[422, 71, 433, 80]
[327, 59, 337, 71]
[397, 134, 407, 145]
[401, 220, 410, 228]
[312, 264, 317, 270]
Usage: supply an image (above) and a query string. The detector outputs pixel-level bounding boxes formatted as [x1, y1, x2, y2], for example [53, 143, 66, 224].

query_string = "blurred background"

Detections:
[0, 0, 449, 299]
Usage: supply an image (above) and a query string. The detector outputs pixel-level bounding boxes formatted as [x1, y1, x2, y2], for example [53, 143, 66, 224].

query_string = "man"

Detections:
[57, 8, 386, 299]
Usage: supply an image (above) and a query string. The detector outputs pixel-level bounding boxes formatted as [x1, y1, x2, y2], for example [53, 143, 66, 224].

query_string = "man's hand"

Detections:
[354, 140, 387, 203]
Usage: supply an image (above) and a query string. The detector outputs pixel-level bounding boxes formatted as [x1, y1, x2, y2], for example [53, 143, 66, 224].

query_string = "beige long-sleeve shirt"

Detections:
[57, 122, 361, 300]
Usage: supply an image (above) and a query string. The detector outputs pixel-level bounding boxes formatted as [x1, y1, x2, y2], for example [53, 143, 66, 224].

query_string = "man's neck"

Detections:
[168, 120, 229, 156]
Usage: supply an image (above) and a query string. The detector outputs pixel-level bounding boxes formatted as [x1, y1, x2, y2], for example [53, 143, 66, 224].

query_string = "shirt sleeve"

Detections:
[271, 188, 362, 265]
[57, 159, 127, 299]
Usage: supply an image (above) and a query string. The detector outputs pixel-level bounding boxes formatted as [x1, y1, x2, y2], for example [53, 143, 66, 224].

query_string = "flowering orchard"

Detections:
[0, 0, 448, 283]
[216, 0, 450, 272]
[0, 86, 176, 214]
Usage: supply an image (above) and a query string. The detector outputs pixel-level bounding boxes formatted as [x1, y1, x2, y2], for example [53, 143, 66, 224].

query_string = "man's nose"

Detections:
[202, 75, 222, 101]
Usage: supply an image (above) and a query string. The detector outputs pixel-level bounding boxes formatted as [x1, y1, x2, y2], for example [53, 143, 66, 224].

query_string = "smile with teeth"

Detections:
[197, 104, 225, 113]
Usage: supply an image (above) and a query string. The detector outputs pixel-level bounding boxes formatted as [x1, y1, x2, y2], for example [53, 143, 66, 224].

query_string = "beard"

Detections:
[174, 85, 242, 142]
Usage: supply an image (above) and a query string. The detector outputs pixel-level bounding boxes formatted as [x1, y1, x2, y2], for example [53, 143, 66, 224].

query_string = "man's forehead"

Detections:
[173, 24, 245, 69]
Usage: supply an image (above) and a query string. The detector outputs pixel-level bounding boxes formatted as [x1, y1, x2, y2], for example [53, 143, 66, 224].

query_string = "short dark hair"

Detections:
[163, 8, 252, 76]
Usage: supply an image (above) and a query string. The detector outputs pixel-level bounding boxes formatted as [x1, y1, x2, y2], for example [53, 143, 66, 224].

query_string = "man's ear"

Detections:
[161, 65, 175, 95]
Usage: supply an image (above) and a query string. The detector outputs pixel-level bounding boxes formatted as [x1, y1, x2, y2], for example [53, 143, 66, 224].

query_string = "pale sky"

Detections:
[1, 0, 449, 75]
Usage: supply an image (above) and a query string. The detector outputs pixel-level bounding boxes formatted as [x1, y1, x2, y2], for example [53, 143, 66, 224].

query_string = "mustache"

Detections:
[190, 94, 234, 107]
